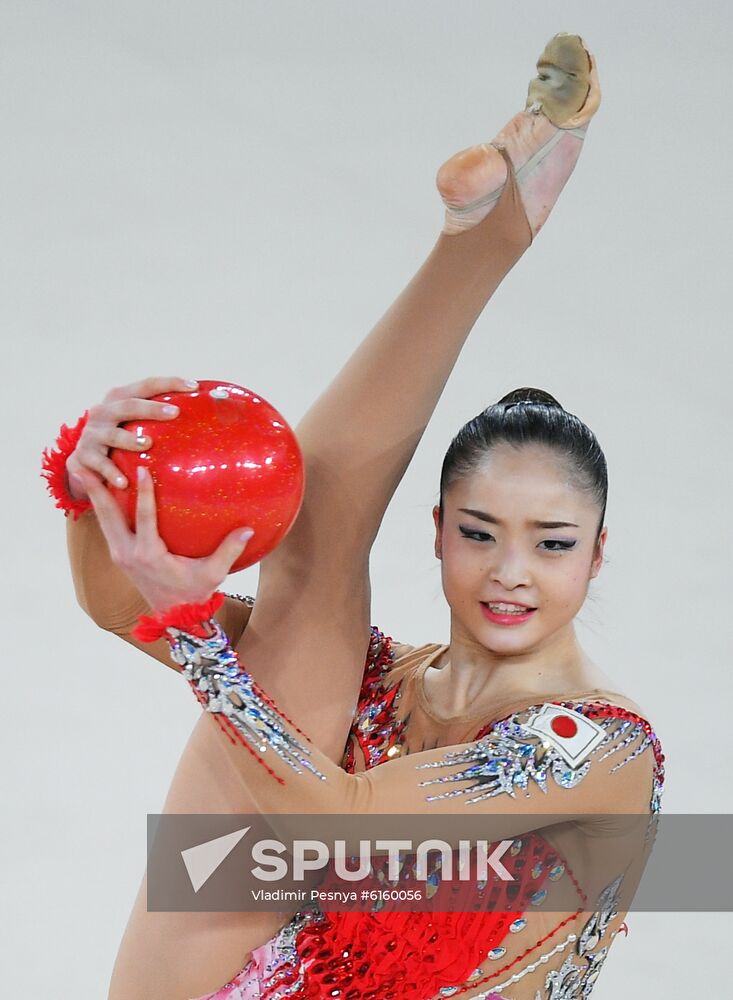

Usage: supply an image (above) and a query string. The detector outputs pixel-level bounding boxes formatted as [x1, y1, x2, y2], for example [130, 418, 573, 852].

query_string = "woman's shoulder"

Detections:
[357, 627, 447, 713]
[491, 689, 662, 758]
[479, 690, 666, 814]
[367, 626, 443, 684]
[390, 639, 420, 661]
[572, 690, 661, 749]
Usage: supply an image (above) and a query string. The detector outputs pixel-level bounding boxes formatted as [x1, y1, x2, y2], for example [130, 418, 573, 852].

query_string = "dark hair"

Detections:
[438, 387, 607, 539]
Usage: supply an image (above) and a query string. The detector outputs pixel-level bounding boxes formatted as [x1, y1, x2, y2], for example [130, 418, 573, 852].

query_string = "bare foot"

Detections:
[436, 33, 601, 238]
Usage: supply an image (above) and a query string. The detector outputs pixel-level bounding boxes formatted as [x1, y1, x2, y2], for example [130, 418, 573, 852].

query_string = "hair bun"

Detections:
[496, 386, 563, 410]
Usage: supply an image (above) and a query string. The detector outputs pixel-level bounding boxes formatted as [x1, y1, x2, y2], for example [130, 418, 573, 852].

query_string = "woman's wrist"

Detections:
[131, 591, 226, 642]
[40, 411, 93, 520]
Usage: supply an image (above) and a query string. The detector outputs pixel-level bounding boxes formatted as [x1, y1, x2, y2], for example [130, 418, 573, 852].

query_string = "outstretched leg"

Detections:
[240, 32, 601, 747]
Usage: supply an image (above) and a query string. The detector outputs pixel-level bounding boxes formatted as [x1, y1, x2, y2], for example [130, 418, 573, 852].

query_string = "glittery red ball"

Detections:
[109, 380, 304, 573]
[550, 715, 578, 739]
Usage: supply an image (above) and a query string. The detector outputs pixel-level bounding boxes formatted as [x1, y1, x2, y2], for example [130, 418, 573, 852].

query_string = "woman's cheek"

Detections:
[440, 553, 477, 606]
[552, 567, 590, 614]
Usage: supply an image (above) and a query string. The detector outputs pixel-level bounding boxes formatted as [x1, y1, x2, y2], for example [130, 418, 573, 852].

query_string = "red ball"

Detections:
[109, 380, 305, 573]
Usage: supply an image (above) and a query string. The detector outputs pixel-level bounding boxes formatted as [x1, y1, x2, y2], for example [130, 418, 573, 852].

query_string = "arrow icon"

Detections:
[181, 825, 250, 893]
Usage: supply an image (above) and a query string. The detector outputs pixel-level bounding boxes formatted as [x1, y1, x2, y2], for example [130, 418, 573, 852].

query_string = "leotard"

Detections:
[164, 611, 665, 1000]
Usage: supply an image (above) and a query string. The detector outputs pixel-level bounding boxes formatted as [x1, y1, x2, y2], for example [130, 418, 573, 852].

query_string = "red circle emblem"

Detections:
[551, 715, 578, 739]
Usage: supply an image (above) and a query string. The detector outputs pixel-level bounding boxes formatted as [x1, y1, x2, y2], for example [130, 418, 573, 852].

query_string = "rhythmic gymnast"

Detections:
[44, 33, 664, 1000]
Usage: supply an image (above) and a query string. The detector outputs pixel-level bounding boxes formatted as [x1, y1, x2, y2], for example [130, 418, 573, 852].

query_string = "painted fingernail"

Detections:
[163, 404, 179, 416]
[238, 528, 254, 542]
[116, 475, 126, 488]
[137, 466, 147, 481]
[136, 434, 150, 447]
[184, 379, 199, 389]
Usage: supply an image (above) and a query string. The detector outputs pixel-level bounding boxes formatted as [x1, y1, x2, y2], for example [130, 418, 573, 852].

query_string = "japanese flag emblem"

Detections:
[523, 704, 607, 768]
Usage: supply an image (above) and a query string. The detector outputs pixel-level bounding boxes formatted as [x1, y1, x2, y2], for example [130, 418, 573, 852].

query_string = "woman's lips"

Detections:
[480, 602, 537, 626]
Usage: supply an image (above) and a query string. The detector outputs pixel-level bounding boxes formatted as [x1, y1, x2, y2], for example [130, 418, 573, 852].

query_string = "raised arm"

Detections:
[66, 507, 253, 670]
[43, 381, 255, 672]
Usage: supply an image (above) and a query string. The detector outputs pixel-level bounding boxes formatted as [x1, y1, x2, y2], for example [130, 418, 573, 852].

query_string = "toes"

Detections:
[525, 33, 601, 129]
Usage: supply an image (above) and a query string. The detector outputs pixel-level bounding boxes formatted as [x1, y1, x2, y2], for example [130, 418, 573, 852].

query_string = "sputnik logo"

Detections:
[181, 825, 251, 893]
[180, 828, 516, 891]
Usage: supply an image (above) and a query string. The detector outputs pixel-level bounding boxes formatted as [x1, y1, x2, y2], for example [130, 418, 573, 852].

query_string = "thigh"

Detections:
[109, 878, 289, 1000]
[109, 714, 297, 1000]
[238, 554, 372, 763]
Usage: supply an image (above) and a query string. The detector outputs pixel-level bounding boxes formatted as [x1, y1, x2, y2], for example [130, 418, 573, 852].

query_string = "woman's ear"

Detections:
[589, 525, 608, 579]
[432, 505, 443, 560]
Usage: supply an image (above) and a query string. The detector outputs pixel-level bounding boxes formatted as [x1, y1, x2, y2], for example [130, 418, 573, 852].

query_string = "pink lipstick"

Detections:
[480, 602, 536, 626]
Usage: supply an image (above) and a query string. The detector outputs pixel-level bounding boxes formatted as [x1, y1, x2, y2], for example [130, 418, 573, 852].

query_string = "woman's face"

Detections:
[433, 443, 607, 656]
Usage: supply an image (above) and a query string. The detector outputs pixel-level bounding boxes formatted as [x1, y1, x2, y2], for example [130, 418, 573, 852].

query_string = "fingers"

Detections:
[90, 398, 181, 426]
[134, 466, 161, 550]
[105, 426, 153, 452]
[68, 443, 129, 490]
[206, 527, 255, 579]
[77, 380, 197, 489]
[75, 469, 134, 562]
[103, 376, 199, 405]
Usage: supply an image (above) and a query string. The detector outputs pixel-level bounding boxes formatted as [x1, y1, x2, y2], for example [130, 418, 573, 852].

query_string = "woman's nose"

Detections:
[487, 551, 532, 590]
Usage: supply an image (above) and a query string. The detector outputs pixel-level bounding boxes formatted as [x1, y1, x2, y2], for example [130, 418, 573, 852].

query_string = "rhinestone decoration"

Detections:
[540, 947, 609, 999]
[476, 933, 578, 997]
[415, 700, 665, 810]
[255, 905, 322, 998]
[229, 592, 256, 607]
[341, 627, 409, 771]
[517, 873, 626, 999]
[577, 874, 623, 958]
[166, 620, 326, 780]
[575, 702, 666, 814]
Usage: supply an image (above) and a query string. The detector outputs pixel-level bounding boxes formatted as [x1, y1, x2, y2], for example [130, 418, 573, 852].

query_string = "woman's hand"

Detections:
[73, 465, 254, 613]
[66, 375, 200, 501]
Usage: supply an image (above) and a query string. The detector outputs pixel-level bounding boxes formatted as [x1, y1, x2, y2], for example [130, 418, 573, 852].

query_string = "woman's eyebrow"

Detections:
[457, 508, 579, 529]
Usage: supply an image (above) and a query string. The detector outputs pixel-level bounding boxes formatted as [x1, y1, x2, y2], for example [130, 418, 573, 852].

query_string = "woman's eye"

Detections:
[457, 527, 576, 550]
[539, 539, 577, 552]
[459, 527, 495, 542]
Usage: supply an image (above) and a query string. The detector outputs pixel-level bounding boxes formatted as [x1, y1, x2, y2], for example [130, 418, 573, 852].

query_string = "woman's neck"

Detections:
[423, 621, 611, 720]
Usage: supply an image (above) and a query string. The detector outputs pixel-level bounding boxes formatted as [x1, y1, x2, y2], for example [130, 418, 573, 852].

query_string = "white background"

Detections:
[3, 1, 731, 995]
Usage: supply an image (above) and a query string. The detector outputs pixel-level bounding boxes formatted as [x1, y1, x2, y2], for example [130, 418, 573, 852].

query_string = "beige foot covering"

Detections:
[525, 32, 601, 129]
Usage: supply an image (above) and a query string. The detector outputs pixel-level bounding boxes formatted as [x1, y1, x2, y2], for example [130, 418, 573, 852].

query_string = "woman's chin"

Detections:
[473, 617, 545, 655]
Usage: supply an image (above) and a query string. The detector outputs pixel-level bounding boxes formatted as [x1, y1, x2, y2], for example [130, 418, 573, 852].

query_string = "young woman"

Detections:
[43, 33, 664, 1000]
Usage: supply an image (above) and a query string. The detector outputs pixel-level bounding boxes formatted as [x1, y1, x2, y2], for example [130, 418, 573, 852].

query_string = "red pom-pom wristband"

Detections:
[40, 410, 93, 520]
[132, 591, 227, 643]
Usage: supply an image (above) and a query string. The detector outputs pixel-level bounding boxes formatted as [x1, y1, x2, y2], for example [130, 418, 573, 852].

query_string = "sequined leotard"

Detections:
[182, 616, 664, 1000]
